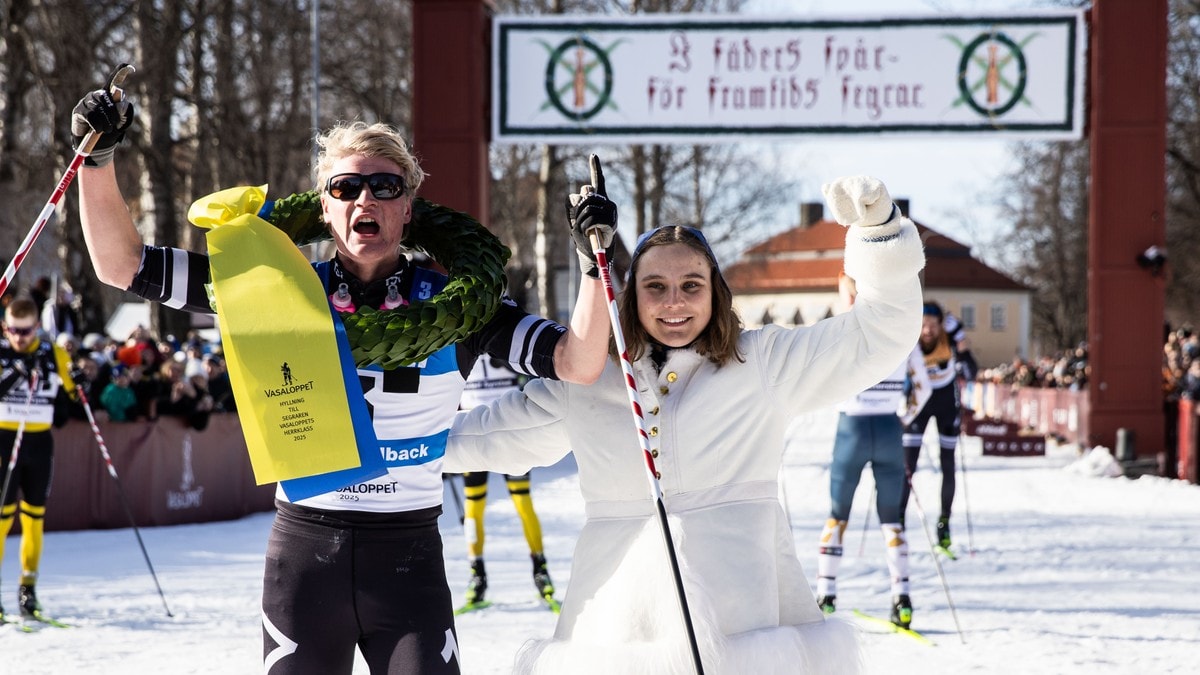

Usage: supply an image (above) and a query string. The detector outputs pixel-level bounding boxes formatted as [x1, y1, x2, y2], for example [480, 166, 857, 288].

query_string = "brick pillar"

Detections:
[411, 0, 493, 223]
[1086, 0, 1168, 456]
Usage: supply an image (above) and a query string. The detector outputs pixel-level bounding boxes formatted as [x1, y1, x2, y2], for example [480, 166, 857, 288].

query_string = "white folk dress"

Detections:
[446, 218, 925, 674]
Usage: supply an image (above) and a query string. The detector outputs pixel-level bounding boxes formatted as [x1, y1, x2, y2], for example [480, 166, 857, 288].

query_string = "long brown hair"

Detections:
[614, 226, 744, 367]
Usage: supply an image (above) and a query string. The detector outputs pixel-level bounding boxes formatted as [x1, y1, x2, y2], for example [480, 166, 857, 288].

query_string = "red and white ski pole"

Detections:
[586, 155, 705, 675]
[0, 63, 135, 300]
[0, 370, 39, 510]
[75, 383, 173, 617]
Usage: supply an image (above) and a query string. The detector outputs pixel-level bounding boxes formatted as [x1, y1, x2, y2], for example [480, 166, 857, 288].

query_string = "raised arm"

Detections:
[551, 156, 618, 385]
[72, 90, 145, 290]
[551, 267, 610, 385]
[760, 176, 926, 412]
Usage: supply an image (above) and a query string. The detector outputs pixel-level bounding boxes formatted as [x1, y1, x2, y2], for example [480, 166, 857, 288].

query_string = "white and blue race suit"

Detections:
[127, 246, 567, 674]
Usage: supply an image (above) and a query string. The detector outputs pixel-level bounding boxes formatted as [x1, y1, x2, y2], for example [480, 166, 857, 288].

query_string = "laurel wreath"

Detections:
[264, 191, 510, 370]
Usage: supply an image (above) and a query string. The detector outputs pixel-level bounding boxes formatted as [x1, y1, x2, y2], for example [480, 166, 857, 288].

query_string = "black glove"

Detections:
[0, 358, 33, 398]
[70, 366, 89, 385]
[0, 367, 22, 399]
[565, 155, 617, 278]
[72, 89, 135, 167]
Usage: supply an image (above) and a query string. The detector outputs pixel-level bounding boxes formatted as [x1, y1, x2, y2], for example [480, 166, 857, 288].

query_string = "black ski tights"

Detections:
[900, 444, 956, 521]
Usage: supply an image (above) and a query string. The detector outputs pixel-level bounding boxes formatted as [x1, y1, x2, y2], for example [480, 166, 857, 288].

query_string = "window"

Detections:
[960, 304, 976, 330]
[990, 303, 1007, 331]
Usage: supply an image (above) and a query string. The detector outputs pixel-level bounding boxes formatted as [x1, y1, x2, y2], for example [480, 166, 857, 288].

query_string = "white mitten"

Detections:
[821, 176, 897, 228]
[829, 175, 925, 291]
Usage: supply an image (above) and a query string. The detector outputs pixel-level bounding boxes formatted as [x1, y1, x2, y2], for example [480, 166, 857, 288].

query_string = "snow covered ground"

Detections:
[4, 407, 1199, 674]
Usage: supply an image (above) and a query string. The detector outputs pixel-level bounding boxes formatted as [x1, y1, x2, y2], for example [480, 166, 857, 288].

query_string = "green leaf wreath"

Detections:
[264, 191, 511, 370]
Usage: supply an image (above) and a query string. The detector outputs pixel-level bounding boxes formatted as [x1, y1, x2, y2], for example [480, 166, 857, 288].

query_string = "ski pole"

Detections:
[586, 155, 705, 675]
[0, 371, 39, 513]
[958, 438, 976, 557]
[0, 63, 135, 300]
[75, 384, 173, 617]
[907, 469, 965, 644]
[857, 485, 875, 558]
[444, 473, 466, 526]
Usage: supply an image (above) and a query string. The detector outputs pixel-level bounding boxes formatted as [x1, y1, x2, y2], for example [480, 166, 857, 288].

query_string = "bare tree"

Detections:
[1165, 0, 1200, 326]
[318, 1, 413, 133]
[982, 0, 1200, 350]
[0, 1, 137, 331]
[990, 141, 1090, 350]
[0, 0, 47, 294]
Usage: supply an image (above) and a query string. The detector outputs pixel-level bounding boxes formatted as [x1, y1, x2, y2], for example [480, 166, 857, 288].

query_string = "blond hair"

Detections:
[314, 122, 426, 194]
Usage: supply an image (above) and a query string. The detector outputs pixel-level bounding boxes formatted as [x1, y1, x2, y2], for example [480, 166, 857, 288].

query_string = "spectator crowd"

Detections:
[973, 325, 1200, 403]
[969, 324, 1199, 476]
[3, 276, 235, 429]
[975, 342, 1092, 391]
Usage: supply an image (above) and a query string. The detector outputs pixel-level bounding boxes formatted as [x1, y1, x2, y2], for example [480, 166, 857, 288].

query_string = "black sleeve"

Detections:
[458, 297, 566, 380]
[0, 366, 23, 399]
[52, 387, 75, 428]
[127, 245, 215, 314]
[956, 349, 979, 382]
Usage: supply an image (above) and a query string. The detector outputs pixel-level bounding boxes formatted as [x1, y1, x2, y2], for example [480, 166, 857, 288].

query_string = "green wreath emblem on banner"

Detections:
[264, 191, 511, 370]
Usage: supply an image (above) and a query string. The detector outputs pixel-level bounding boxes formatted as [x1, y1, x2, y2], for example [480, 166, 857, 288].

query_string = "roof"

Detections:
[724, 218, 1029, 294]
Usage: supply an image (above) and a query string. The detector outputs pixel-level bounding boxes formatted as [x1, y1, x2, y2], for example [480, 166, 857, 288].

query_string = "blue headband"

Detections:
[630, 225, 719, 271]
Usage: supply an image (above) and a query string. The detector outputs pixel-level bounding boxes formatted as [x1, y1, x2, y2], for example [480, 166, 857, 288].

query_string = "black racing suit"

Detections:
[0, 336, 75, 591]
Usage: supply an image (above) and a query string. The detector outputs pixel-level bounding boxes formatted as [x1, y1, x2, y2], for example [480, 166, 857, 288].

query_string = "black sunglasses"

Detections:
[326, 172, 407, 201]
[4, 325, 36, 337]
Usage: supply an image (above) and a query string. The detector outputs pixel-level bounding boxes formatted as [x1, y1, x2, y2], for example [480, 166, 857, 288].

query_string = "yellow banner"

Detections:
[190, 185, 361, 484]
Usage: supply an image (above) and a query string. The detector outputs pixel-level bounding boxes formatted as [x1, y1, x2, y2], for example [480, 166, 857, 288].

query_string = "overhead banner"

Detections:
[493, 12, 1086, 143]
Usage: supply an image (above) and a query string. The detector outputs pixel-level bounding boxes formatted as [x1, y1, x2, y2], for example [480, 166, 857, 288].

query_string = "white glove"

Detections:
[832, 175, 923, 290]
[821, 176, 898, 228]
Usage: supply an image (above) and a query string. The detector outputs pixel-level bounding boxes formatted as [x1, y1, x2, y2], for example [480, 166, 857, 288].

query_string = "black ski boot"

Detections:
[936, 516, 952, 549]
[816, 595, 836, 614]
[532, 553, 555, 601]
[18, 584, 40, 619]
[890, 594, 912, 630]
[465, 559, 487, 605]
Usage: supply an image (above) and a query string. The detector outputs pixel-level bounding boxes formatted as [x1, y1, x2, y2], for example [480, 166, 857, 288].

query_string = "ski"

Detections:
[453, 600, 494, 616]
[455, 596, 560, 615]
[934, 545, 959, 561]
[24, 610, 72, 629]
[1, 615, 36, 633]
[852, 609, 935, 646]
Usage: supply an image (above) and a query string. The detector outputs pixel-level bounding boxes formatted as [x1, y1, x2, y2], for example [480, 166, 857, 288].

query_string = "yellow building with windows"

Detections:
[724, 202, 1032, 371]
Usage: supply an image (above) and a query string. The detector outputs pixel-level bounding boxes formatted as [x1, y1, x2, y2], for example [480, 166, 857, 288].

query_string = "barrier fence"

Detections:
[25, 415, 275, 533]
[962, 381, 1198, 483]
[11, 382, 1197, 535]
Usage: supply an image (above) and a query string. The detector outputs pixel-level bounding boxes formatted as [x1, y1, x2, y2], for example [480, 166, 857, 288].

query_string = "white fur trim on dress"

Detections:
[511, 519, 865, 675]
[843, 218, 925, 292]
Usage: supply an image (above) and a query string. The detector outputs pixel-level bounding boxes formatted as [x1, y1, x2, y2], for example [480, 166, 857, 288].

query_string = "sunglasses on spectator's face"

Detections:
[4, 325, 36, 337]
[326, 173, 407, 201]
